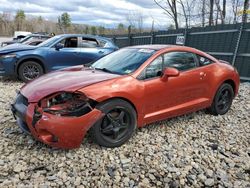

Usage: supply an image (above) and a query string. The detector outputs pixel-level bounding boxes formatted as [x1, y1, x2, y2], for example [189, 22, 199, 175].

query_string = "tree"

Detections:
[209, 0, 214, 26]
[215, 0, 226, 24]
[38, 16, 43, 23]
[167, 24, 175, 30]
[0, 12, 13, 35]
[126, 11, 144, 33]
[222, 0, 226, 21]
[90, 26, 97, 35]
[15, 10, 25, 30]
[84, 26, 89, 34]
[117, 23, 126, 34]
[201, 0, 206, 27]
[35, 16, 44, 32]
[231, 0, 241, 23]
[58, 12, 71, 33]
[177, 0, 196, 28]
[118, 23, 125, 30]
[154, 0, 179, 29]
[242, 0, 249, 23]
[98, 26, 105, 35]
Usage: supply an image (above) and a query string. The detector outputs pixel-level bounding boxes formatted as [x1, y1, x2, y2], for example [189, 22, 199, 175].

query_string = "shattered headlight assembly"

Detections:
[39, 92, 96, 117]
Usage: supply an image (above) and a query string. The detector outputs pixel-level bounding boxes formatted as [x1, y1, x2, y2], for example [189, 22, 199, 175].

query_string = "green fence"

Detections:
[107, 23, 250, 81]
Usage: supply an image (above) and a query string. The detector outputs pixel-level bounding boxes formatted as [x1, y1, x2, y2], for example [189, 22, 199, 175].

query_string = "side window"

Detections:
[30, 41, 40, 46]
[58, 37, 78, 48]
[80, 38, 99, 48]
[197, 55, 213, 66]
[163, 52, 197, 71]
[141, 56, 163, 80]
[98, 40, 107, 47]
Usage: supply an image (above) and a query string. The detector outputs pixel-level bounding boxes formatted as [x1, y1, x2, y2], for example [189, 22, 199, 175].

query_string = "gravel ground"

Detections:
[0, 79, 249, 188]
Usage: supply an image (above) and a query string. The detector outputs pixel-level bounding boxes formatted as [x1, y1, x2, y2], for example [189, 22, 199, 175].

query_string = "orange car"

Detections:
[11, 45, 240, 149]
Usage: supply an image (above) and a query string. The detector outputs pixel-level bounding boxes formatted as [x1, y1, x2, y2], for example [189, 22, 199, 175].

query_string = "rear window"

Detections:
[197, 55, 213, 66]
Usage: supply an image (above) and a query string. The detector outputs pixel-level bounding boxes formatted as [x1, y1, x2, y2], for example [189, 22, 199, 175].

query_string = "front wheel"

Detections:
[208, 83, 234, 115]
[91, 99, 137, 148]
[18, 61, 44, 82]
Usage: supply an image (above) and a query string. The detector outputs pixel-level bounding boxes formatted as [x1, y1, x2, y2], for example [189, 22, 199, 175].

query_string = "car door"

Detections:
[47, 37, 83, 71]
[142, 51, 210, 124]
[79, 37, 114, 65]
[194, 54, 215, 100]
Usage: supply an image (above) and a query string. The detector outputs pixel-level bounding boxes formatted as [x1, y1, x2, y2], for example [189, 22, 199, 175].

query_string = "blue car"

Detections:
[0, 34, 118, 82]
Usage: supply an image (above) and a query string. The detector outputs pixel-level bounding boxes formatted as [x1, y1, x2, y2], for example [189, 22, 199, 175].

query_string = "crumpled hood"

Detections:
[20, 66, 121, 102]
[0, 43, 37, 54]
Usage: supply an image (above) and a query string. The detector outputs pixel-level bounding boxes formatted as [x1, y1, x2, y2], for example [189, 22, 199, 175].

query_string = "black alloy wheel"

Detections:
[91, 99, 136, 147]
[209, 83, 234, 115]
[100, 107, 130, 142]
[216, 89, 231, 112]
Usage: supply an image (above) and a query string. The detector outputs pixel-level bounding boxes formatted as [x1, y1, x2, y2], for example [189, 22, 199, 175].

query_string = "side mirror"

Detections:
[161, 67, 180, 81]
[55, 43, 64, 51]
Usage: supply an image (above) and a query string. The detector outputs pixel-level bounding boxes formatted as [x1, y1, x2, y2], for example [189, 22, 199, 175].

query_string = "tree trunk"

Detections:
[209, 0, 214, 26]
[232, 0, 239, 24]
[242, 0, 249, 23]
[222, 0, 226, 21]
[173, 0, 179, 29]
[202, 0, 205, 27]
[215, 8, 219, 25]
[178, 0, 188, 28]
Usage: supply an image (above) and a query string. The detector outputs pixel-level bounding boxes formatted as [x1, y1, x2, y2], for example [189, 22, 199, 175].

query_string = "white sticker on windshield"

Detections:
[200, 57, 205, 62]
[138, 49, 155, 53]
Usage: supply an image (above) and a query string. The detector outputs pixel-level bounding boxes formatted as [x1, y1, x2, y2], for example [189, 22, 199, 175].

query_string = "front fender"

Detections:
[15, 55, 46, 73]
[78, 76, 146, 127]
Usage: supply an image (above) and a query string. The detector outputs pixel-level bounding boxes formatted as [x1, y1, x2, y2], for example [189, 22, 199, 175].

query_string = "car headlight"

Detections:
[39, 92, 96, 117]
[1, 54, 17, 59]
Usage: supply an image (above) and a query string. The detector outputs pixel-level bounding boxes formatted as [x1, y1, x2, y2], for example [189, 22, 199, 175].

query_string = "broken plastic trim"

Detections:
[32, 106, 42, 126]
[38, 92, 97, 117]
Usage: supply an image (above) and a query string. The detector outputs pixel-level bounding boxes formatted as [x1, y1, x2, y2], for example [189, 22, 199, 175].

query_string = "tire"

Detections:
[208, 83, 234, 115]
[18, 61, 44, 82]
[91, 99, 137, 148]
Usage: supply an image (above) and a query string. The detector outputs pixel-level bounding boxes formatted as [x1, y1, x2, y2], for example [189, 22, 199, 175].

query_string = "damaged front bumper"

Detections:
[12, 93, 104, 149]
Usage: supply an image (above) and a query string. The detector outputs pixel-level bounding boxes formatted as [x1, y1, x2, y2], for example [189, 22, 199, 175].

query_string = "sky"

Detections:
[0, 0, 171, 28]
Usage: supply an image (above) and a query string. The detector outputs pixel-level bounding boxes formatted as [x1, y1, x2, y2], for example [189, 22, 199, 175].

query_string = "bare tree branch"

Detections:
[153, 0, 179, 29]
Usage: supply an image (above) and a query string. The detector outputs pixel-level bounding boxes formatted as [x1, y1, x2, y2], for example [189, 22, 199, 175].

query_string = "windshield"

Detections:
[20, 35, 32, 43]
[38, 35, 61, 47]
[91, 48, 155, 75]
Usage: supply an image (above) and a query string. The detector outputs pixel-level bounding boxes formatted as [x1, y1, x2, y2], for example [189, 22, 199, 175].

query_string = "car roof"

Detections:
[56, 34, 111, 41]
[126, 44, 204, 52]
[28, 34, 49, 36]
[126, 45, 180, 51]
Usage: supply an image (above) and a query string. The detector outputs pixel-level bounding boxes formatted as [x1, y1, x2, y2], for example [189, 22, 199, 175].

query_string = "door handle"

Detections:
[98, 51, 104, 54]
[200, 72, 207, 79]
[200, 72, 207, 76]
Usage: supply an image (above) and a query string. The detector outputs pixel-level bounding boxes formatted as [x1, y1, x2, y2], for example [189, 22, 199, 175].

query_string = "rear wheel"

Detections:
[18, 61, 44, 82]
[91, 99, 136, 148]
[208, 83, 234, 115]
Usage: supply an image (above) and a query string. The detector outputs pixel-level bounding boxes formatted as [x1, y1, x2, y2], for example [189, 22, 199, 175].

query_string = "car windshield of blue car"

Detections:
[91, 48, 156, 75]
[20, 35, 32, 43]
[38, 36, 61, 47]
